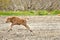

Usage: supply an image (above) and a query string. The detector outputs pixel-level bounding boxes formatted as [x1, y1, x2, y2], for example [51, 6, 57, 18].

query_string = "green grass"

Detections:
[0, 11, 35, 16]
[0, 10, 60, 16]
[50, 10, 60, 15]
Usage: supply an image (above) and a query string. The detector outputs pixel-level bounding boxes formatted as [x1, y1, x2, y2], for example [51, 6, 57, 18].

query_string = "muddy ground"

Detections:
[0, 16, 60, 40]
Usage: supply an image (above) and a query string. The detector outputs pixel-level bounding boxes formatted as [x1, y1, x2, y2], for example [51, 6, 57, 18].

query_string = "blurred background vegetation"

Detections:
[0, 0, 60, 16]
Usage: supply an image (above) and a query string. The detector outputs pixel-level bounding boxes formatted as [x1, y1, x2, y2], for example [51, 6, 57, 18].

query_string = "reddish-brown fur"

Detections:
[6, 17, 32, 32]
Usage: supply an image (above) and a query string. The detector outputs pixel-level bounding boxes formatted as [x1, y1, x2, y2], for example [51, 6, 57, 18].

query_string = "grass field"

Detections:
[0, 10, 60, 16]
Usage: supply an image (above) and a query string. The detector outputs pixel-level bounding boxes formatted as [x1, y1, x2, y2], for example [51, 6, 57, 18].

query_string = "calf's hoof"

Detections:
[30, 30, 33, 32]
[8, 29, 12, 32]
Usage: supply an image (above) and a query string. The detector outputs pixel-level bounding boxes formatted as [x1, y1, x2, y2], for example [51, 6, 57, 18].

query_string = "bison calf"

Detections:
[6, 17, 32, 32]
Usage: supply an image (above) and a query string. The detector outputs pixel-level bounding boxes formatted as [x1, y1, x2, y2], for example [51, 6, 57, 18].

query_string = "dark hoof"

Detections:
[8, 29, 12, 32]
[30, 30, 32, 32]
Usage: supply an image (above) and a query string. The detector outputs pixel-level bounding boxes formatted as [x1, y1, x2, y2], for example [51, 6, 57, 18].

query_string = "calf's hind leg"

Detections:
[23, 24, 32, 32]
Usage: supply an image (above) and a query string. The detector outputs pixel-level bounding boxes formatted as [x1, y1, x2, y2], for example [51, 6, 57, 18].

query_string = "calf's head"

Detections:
[6, 18, 11, 23]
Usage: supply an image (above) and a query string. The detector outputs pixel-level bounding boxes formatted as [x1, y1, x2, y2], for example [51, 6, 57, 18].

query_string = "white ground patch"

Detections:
[0, 16, 60, 40]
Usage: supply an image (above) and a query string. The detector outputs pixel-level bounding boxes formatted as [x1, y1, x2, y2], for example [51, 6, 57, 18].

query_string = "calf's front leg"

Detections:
[8, 24, 14, 32]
